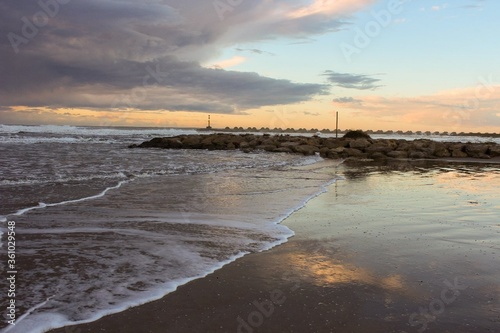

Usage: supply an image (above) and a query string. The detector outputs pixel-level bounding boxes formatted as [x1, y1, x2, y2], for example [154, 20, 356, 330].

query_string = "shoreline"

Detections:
[47, 159, 500, 333]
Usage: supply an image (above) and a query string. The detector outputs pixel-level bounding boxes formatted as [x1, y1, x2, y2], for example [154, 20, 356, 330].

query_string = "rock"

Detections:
[409, 151, 427, 159]
[275, 147, 293, 153]
[306, 138, 321, 146]
[322, 138, 347, 149]
[201, 136, 216, 149]
[331, 147, 345, 154]
[162, 138, 183, 149]
[448, 144, 466, 158]
[255, 145, 277, 152]
[293, 145, 319, 156]
[396, 140, 411, 151]
[387, 151, 408, 159]
[365, 143, 393, 154]
[344, 148, 366, 158]
[348, 139, 371, 149]
[451, 149, 468, 158]
[212, 135, 229, 147]
[319, 147, 330, 158]
[279, 141, 301, 148]
[138, 137, 167, 148]
[181, 135, 202, 149]
[247, 140, 259, 148]
[489, 145, 500, 157]
[260, 138, 278, 147]
[370, 152, 387, 160]
[434, 143, 451, 158]
[465, 143, 489, 158]
[343, 130, 371, 139]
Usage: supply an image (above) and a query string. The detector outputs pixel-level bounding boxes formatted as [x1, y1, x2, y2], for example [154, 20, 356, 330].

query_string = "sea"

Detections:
[0, 124, 339, 333]
[1, 125, 499, 333]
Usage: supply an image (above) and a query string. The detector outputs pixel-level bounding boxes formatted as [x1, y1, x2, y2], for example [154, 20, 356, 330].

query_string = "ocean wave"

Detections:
[0, 124, 198, 137]
[7, 180, 129, 218]
[0, 172, 129, 186]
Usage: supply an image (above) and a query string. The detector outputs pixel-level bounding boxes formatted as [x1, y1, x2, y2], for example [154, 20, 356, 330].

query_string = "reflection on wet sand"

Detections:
[287, 250, 404, 290]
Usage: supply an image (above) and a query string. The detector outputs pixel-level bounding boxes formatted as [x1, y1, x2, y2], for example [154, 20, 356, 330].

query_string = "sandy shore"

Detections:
[49, 159, 500, 333]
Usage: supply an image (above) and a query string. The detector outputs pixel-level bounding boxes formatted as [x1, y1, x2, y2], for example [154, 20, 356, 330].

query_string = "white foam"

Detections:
[0, 172, 128, 187]
[9, 180, 129, 218]
[0, 124, 198, 137]
[3, 252, 249, 333]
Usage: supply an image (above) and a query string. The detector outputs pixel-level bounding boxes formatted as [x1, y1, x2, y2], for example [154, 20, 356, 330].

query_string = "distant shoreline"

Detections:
[198, 127, 500, 138]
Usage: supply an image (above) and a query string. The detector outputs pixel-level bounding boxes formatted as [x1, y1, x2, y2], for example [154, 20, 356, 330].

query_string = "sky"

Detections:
[0, 0, 499, 132]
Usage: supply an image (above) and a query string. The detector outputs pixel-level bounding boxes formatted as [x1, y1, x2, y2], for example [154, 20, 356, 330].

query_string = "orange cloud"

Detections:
[206, 56, 247, 69]
[288, 0, 376, 18]
[336, 83, 500, 131]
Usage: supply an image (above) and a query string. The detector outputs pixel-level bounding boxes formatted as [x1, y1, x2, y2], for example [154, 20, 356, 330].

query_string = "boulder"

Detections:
[255, 145, 277, 152]
[343, 130, 371, 139]
[348, 139, 371, 149]
[365, 143, 393, 154]
[489, 145, 500, 157]
[164, 138, 183, 149]
[387, 150, 409, 159]
[451, 149, 468, 158]
[275, 147, 293, 153]
[433, 142, 451, 158]
[201, 136, 216, 149]
[322, 138, 347, 149]
[465, 143, 489, 158]
[181, 135, 202, 149]
[409, 151, 427, 159]
[344, 148, 366, 158]
[370, 152, 387, 160]
[325, 149, 341, 159]
[279, 141, 301, 148]
[448, 144, 466, 158]
[293, 145, 319, 156]
[319, 147, 330, 158]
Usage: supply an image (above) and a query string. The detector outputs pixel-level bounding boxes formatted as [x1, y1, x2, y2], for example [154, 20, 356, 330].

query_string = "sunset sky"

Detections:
[1, 0, 499, 132]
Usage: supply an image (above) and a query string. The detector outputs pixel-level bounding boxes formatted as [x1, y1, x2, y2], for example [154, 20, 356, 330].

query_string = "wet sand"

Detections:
[49, 159, 500, 333]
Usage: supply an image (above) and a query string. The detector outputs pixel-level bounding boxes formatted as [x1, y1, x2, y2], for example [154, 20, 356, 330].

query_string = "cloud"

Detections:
[303, 111, 320, 116]
[235, 48, 275, 56]
[333, 97, 363, 105]
[323, 71, 383, 90]
[460, 0, 485, 9]
[338, 83, 500, 129]
[0, 0, 376, 117]
[207, 56, 247, 69]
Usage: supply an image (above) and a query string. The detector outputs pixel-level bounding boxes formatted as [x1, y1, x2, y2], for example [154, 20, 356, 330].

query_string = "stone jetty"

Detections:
[130, 133, 500, 160]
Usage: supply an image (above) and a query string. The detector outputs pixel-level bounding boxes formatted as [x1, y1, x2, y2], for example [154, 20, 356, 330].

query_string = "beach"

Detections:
[48, 158, 500, 333]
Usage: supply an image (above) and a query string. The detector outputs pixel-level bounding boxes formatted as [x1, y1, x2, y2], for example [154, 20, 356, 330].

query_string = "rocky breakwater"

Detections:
[131, 132, 500, 160]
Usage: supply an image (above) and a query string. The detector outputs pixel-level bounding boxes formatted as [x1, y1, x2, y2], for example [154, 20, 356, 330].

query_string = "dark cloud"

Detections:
[0, 0, 360, 115]
[323, 71, 383, 90]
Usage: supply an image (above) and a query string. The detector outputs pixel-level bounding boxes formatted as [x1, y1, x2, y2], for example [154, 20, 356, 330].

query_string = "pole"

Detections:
[336, 111, 339, 138]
